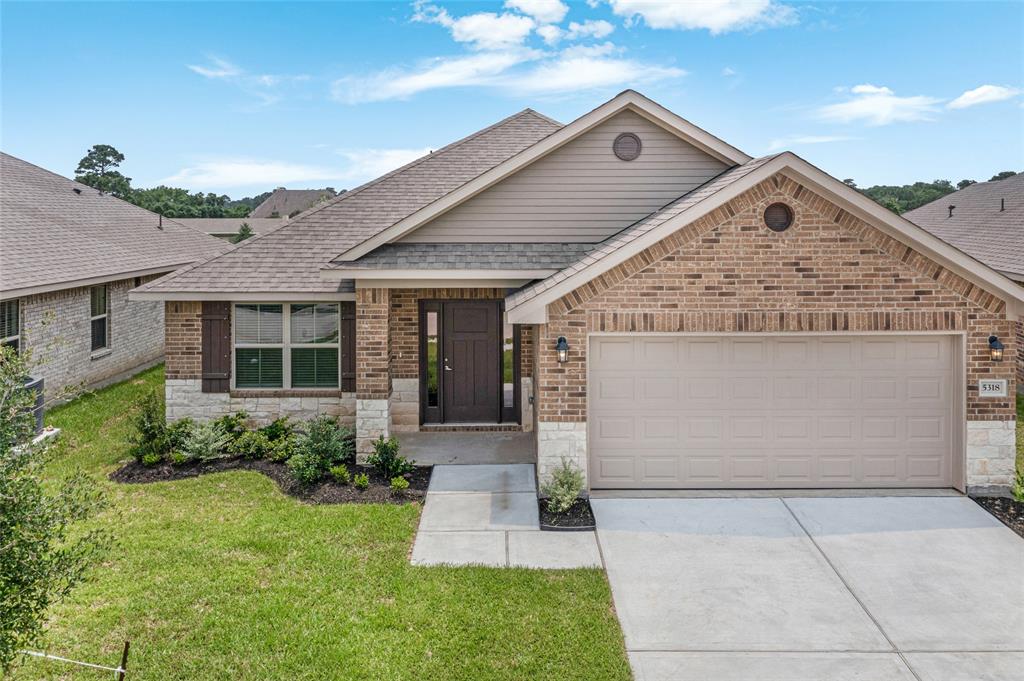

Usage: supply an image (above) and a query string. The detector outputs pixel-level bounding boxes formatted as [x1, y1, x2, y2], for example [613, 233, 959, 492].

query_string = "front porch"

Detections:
[398, 430, 536, 466]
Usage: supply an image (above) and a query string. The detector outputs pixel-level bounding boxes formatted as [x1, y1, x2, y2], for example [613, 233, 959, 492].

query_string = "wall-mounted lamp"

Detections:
[988, 335, 1004, 362]
[555, 336, 569, 363]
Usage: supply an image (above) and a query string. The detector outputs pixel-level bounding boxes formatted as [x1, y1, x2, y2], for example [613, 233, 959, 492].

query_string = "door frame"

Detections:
[418, 299, 520, 425]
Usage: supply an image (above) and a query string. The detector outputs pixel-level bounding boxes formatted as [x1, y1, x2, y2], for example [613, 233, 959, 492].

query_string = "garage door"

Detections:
[589, 335, 958, 489]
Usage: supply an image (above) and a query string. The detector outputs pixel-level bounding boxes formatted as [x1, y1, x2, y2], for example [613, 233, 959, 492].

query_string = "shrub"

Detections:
[353, 473, 370, 490]
[128, 390, 169, 464]
[297, 415, 354, 466]
[330, 464, 351, 485]
[268, 435, 296, 463]
[367, 436, 415, 479]
[167, 418, 196, 453]
[229, 430, 272, 459]
[541, 458, 585, 514]
[169, 451, 191, 466]
[260, 417, 293, 442]
[390, 476, 409, 493]
[287, 452, 324, 485]
[1013, 469, 1024, 503]
[181, 421, 231, 463]
[212, 411, 249, 444]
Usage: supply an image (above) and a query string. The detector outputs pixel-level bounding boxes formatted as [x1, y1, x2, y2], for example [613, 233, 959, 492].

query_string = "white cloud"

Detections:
[187, 57, 242, 79]
[767, 134, 855, 151]
[160, 160, 344, 190]
[504, 0, 568, 24]
[608, 0, 797, 34]
[501, 51, 684, 95]
[413, 3, 535, 50]
[536, 24, 564, 44]
[186, 56, 309, 107]
[567, 19, 615, 39]
[947, 84, 1022, 110]
[722, 66, 737, 76]
[817, 84, 943, 126]
[336, 148, 434, 182]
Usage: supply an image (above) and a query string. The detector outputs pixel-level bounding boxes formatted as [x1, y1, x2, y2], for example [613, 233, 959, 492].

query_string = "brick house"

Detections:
[0, 152, 230, 400]
[133, 91, 1023, 494]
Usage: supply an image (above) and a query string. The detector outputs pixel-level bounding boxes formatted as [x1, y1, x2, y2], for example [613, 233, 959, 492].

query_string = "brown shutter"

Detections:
[201, 301, 231, 393]
[340, 301, 355, 392]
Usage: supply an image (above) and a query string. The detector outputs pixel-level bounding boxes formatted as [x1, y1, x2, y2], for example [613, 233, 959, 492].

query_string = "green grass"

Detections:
[22, 366, 629, 680]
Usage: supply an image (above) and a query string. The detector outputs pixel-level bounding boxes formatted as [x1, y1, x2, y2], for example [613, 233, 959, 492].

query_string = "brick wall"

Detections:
[164, 301, 202, 380]
[356, 287, 391, 399]
[1017, 320, 1024, 392]
[20, 275, 165, 400]
[520, 324, 534, 379]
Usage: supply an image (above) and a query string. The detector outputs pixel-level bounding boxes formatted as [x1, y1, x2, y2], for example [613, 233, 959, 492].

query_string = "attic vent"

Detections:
[613, 133, 642, 161]
[764, 203, 794, 232]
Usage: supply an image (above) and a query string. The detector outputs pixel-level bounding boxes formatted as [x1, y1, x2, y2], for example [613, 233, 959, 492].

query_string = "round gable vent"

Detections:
[764, 202, 794, 232]
[613, 132, 642, 161]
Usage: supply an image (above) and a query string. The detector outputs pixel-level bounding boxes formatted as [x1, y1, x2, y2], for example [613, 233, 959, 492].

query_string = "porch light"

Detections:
[555, 336, 569, 363]
[988, 335, 1004, 362]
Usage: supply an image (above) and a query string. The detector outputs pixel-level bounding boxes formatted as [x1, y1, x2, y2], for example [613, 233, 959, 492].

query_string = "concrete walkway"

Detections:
[593, 496, 1024, 681]
[410, 464, 601, 569]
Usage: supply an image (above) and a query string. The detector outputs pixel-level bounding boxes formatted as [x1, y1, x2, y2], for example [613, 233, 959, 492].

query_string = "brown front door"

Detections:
[441, 301, 501, 423]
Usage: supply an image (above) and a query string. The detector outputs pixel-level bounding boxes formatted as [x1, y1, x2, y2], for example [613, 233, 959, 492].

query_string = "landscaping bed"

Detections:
[972, 495, 1024, 538]
[538, 497, 596, 531]
[111, 457, 432, 505]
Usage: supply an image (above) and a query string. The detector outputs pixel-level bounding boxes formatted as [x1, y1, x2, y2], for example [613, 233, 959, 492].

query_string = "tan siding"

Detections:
[402, 110, 729, 243]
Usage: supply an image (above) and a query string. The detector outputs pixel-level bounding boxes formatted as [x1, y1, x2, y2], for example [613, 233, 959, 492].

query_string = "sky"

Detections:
[2, 1, 1022, 198]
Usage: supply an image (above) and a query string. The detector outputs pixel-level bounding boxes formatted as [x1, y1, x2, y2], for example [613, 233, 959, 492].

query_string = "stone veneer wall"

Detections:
[21, 275, 164, 401]
[534, 173, 1017, 490]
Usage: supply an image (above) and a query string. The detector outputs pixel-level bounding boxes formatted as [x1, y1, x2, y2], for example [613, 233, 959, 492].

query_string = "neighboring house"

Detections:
[133, 91, 1024, 495]
[249, 187, 336, 219]
[904, 174, 1024, 392]
[177, 217, 287, 240]
[0, 152, 231, 400]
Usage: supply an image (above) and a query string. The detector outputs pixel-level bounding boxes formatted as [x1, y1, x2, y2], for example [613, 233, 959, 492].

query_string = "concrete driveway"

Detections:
[592, 496, 1024, 681]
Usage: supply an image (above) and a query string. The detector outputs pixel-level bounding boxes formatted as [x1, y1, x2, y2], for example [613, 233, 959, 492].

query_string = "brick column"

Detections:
[355, 287, 391, 460]
[534, 317, 588, 488]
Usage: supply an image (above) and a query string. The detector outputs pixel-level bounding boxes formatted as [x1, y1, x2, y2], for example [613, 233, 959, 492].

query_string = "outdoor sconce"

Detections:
[988, 335, 1004, 362]
[555, 336, 569, 363]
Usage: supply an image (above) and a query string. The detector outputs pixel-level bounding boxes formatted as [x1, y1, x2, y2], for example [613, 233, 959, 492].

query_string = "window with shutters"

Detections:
[233, 303, 342, 389]
[89, 285, 109, 352]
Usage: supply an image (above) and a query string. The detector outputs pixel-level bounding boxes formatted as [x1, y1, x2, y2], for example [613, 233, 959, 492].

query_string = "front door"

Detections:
[441, 301, 501, 423]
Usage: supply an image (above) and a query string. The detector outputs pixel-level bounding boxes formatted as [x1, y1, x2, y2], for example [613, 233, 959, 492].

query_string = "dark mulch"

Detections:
[538, 498, 596, 531]
[972, 495, 1024, 538]
[110, 457, 432, 505]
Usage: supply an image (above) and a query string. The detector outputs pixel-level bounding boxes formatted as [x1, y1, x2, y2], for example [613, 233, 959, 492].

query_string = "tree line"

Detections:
[843, 171, 1018, 215]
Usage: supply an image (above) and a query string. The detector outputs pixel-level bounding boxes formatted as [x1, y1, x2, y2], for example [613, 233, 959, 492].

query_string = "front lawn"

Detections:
[22, 366, 629, 680]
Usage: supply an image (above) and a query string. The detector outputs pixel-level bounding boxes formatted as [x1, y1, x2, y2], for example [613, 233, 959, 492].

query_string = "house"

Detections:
[176, 217, 287, 240]
[0, 152, 231, 400]
[132, 91, 1023, 495]
[904, 174, 1024, 392]
[249, 187, 336, 219]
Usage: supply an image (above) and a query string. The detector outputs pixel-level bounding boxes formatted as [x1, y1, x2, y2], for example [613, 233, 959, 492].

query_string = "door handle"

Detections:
[444, 358, 453, 371]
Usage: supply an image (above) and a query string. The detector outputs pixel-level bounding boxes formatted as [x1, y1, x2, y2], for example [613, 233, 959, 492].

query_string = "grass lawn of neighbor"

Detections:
[21, 366, 629, 680]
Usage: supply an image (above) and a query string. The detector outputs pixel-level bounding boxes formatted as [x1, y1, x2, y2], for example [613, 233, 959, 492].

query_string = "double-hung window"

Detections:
[233, 303, 340, 389]
[1, 299, 19, 352]
[90, 285, 109, 352]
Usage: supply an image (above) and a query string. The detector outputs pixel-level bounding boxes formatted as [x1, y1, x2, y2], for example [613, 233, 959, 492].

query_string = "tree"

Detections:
[957, 179, 976, 190]
[130, 186, 250, 219]
[74, 144, 132, 198]
[855, 179, 957, 214]
[231, 222, 254, 244]
[989, 171, 1018, 182]
[842, 178, 858, 189]
[0, 345, 110, 673]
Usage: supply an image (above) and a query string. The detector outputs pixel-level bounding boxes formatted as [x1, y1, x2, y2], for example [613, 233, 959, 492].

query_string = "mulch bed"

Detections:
[110, 457, 432, 505]
[972, 495, 1024, 538]
[538, 498, 596, 531]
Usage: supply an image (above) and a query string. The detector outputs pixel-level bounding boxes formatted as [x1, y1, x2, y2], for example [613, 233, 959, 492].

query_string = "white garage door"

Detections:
[588, 335, 958, 489]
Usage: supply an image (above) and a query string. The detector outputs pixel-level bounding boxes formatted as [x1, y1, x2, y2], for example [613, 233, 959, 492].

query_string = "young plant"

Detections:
[297, 415, 354, 468]
[390, 476, 409, 493]
[1013, 469, 1024, 503]
[330, 464, 351, 485]
[353, 473, 370, 490]
[541, 458, 585, 514]
[367, 435, 415, 479]
[167, 417, 196, 453]
[181, 421, 231, 463]
[287, 452, 324, 485]
[268, 435, 296, 463]
[228, 430, 272, 459]
[260, 417, 293, 442]
[212, 410, 249, 444]
[128, 390, 169, 464]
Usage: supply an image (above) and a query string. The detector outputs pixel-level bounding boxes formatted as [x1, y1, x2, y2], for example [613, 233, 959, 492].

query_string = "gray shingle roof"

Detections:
[139, 109, 562, 295]
[176, 217, 287, 236]
[249, 188, 336, 218]
[0, 152, 231, 296]
[506, 155, 778, 308]
[904, 174, 1024, 281]
[327, 242, 595, 271]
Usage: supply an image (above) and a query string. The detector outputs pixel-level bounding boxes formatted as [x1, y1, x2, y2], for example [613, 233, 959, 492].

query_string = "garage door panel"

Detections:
[589, 335, 956, 489]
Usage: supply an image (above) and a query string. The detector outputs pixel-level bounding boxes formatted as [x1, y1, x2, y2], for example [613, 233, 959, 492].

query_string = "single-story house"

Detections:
[249, 187, 337, 219]
[0, 151, 231, 400]
[132, 91, 1023, 494]
[177, 217, 287, 240]
[904, 174, 1023, 392]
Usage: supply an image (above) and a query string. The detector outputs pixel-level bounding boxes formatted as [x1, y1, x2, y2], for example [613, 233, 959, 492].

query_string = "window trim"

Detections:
[89, 285, 109, 353]
[231, 302, 343, 390]
[1, 299, 20, 351]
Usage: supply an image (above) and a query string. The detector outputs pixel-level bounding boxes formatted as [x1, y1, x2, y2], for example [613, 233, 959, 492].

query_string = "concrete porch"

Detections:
[398, 430, 536, 466]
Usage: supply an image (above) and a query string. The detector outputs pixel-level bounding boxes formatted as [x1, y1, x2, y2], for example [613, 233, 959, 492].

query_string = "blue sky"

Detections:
[2, 1, 1022, 197]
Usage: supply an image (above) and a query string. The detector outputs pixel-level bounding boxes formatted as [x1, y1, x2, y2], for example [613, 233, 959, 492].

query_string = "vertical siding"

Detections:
[401, 110, 730, 244]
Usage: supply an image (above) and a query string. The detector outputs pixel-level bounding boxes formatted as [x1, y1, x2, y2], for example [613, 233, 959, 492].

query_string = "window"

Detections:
[233, 303, 341, 389]
[90, 285, 109, 351]
[1, 299, 19, 352]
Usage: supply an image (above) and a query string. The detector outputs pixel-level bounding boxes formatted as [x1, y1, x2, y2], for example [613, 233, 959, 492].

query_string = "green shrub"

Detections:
[169, 451, 190, 466]
[181, 421, 231, 463]
[367, 436, 415, 479]
[541, 458, 585, 514]
[330, 464, 351, 484]
[353, 473, 369, 490]
[229, 430, 272, 459]
[212, 411, 249, 444]
[128, 390, 169, 464]
[260, 417, 293, 442]
[287, 452, 324, 485]
[297, 415, 354, 466]
[1013, 469, 1024, 503]
[390, 476, 409, 493]
[167, 418, 196, 453]
[268, 435, 296, 463]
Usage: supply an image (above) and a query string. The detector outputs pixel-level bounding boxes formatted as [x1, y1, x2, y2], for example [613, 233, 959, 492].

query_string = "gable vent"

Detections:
[613, 132, 642, 161]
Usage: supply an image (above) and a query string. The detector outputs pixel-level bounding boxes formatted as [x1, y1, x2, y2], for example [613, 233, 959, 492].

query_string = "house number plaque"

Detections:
[978, 379, 1008, 398]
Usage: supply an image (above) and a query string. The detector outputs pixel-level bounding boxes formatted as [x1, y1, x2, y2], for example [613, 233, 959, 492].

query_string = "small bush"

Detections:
[330, 464, 351, 484]
[141, 451, 162, 467]
[287, 452, 324, 485]
[390, 476, 409, 493]
[298, 415, 354, 466]
[229, 430, 272, 459]
[181, 421, 231, 463]
[212, 411, 249, 444]
[260, 417, 293, 442]
[541, 458, 585, 514]
[169, 451, 190, 466]
[167, 418, 196, 452]
[268, 435, 296, 463]
[1013, 470, 1024, 503]
[353, 473, 369, 490]
[128, 390, 169, 464]
[367, 436, 415, 479]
